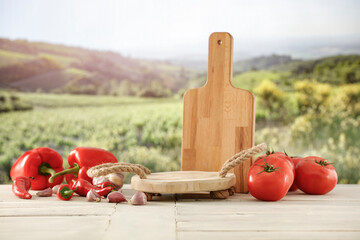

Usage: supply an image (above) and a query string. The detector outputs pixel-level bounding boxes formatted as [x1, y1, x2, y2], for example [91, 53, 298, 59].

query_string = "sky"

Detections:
[0, 0, 360, 60]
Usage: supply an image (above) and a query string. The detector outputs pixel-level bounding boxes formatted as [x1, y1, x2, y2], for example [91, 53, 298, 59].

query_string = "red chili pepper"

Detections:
[49, 147, 117, 184]
[71, 178, 112, 197]
[96, 181, 116, 192]
[10, 148, 65, 190]
[12, 176, 32, 199]
[57, 184, 76, 201]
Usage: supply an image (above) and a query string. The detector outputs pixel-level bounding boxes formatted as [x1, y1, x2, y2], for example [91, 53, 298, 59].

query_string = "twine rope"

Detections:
[87, 162, 150, 179]
[218, 143, 267, 178]
[87, 143, 266, 180]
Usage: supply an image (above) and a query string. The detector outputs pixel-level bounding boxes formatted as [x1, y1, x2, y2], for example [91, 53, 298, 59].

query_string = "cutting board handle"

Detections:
[205, 32, 234, 88]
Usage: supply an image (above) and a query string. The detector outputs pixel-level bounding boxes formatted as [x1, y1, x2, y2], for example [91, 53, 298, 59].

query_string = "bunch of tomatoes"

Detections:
[247, 150, 338, 201]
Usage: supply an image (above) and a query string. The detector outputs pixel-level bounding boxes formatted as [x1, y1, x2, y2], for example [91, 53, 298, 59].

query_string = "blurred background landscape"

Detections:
[0, 0, 359, 184]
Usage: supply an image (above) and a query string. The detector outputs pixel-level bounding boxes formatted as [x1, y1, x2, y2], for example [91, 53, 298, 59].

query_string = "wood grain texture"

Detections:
[181, 32, 255, 193]
[0, 184, 359, 240]
[131, 171, 235, 194]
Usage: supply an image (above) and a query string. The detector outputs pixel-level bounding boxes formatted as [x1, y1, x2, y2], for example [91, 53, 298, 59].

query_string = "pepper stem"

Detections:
[64, 190, 75, 195]
[39, 163, 57, 177]
[60, 187, 76, 199]
[48, 163, 80, 183]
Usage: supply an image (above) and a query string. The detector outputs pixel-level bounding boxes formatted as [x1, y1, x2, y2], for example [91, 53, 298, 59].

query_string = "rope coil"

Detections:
[218, 143, 267, 177]
[87, 162, 150, 179]
[87, 143, 267, 179]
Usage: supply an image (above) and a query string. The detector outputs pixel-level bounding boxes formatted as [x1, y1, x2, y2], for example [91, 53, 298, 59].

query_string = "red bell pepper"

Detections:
[10, 148, 64, 190]
[57, 184, 75, 201]
[49, 147, 118, 184]
[71, 178, 113, 197]
[12, 176, 32, 199]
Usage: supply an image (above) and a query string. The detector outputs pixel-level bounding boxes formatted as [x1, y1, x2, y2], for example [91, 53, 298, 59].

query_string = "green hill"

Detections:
[0, 49, 34, 68]
[233, 54, 296, 72]
[290, 55, 360, 84]
[0, 57, 62, 86]
[1, 38, 359, 95]
[0, 38, 200, 95]
[231, 55, 360, 91]
[8, 68, 92, 92]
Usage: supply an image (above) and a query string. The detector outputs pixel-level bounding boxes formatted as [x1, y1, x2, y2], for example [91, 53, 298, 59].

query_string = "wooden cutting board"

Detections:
[181, 32, 255, 193]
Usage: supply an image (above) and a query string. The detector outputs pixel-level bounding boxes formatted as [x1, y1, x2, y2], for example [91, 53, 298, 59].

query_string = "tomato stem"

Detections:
[315, 159, 333, 167]
[256, 158, 281, 174]
[283, 149, 288, 156]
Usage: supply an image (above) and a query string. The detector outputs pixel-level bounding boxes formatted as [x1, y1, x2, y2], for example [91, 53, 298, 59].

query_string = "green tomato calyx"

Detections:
[265, 147, 275, 156]
[256, 158, 281, 175]
[315, 159, 332, 167]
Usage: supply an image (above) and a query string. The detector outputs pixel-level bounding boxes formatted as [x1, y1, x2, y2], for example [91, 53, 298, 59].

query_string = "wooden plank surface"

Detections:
[0, 184, 359, 240]
[181, 32, 255, 193]
[0, 185, 176, 240]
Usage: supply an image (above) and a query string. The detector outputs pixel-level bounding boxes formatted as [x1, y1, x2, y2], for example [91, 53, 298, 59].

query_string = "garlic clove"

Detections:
[87, 189, 101, 202]
[36, 187, 53, 197]
[52, 185, 60, 194]
[107, 191, 127, 203]
[129, 191, 147, 205]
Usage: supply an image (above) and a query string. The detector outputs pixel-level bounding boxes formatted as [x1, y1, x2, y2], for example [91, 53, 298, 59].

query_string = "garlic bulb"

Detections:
[92, 173, 124, 191]
[92, 176, 108, 186]
[107, 173, 124, 190]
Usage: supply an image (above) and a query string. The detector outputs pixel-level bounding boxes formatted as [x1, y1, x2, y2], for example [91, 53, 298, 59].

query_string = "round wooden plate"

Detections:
[131, 171, 236, 194]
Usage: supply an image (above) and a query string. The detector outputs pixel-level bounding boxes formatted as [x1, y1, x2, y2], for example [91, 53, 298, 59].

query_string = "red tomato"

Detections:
[271, 151, 286, 156]
[254, 152, 295, 176]
[254, 150, 296, 193]
[248, 156, 294, 201]
[288, 156, 303, 191]
[295, 156, 337, 195]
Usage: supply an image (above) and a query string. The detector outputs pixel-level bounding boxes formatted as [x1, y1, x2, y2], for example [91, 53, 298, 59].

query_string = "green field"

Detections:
[232, 70, 289, 91]
[0, 91, 359, 184]
[0, 93, 182, 183]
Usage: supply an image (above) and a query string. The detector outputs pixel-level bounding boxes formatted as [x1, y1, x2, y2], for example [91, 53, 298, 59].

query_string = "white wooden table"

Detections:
[0, 184, 359, 240]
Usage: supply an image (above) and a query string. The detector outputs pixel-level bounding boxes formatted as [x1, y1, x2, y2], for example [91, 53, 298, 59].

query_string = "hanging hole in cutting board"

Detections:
[217, 40, 222, 45]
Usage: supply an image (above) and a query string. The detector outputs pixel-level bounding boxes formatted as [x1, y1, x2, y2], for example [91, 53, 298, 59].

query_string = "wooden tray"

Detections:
[131, 171, 236, 194]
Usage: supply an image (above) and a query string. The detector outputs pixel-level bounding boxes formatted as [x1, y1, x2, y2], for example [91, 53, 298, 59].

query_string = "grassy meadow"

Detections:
[0, 93, 182, 183]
